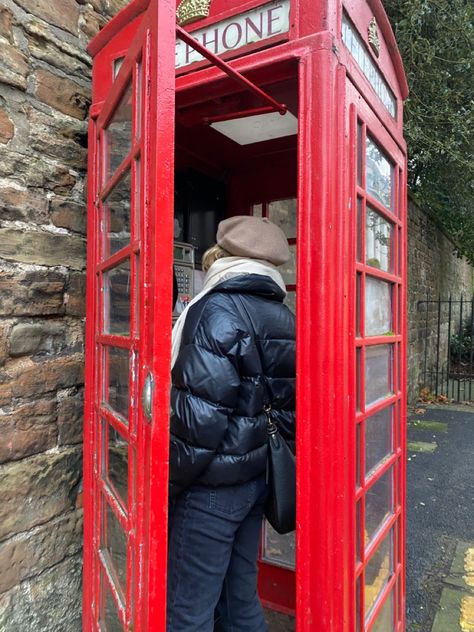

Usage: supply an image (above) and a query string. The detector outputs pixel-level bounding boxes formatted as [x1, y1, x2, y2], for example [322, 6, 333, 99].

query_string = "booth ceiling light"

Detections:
[210, 111, 298, 145]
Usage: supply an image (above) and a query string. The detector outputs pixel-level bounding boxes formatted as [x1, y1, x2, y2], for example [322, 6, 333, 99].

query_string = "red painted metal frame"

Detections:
[86, 0, 408, 629]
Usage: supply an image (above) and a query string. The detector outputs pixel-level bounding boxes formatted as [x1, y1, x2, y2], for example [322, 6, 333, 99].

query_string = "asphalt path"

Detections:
[407, 405, 474, 631]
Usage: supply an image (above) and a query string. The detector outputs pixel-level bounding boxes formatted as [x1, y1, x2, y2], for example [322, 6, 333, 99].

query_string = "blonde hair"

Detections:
[201, 244, 230, 272]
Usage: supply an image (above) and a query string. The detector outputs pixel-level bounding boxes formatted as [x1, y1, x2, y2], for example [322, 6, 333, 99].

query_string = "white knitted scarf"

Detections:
[171, 257, 287, 368]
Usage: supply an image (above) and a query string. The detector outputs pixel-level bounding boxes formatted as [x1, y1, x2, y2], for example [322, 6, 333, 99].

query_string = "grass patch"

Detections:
[408, 440, 438, 453]
[409, 419, 448, 433]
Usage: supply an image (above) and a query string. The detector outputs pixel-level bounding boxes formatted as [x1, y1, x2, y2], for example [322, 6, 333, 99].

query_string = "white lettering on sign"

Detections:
[176, 0, 290, 69]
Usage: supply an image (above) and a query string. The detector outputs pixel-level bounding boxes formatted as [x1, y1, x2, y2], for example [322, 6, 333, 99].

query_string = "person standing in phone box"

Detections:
[168, 216, 296, 631]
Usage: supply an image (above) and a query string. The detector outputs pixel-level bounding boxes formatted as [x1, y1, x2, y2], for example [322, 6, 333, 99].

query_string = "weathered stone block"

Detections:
[9, 320, 72, 357]
[79, 6, 107, 38]
[0, 268, 66, 317]
[0, 447, 82, 540]
[26, 105, 88, 167]
[51, 199, 87, 234]
[57, 388, 83, 445]
[0, 228, 86, 270]
[0, 510, 82, 594]
[65, 271, 86, 317]
[0, 398, 57, 463]
[0, 109, 14, 144]
[35, 68, 90, 120]
[0, 43, 29, 90]
[0, 6, 14, 42]
[5, 354, 84, 401]
[24, 20, 91, 76]
[13, 0, 80, 35]
[0, 184, 49, 223]
[0, 554, 82, 631]
[0, 321, 10, 366]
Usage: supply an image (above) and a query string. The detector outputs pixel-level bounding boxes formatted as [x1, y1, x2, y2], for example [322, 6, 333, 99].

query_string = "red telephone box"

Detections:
[84, 0, 408, 629]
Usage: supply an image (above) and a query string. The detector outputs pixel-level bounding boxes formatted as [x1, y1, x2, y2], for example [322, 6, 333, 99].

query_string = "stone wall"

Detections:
[407, 199, 474, 402]
[0, 0, 126, 629]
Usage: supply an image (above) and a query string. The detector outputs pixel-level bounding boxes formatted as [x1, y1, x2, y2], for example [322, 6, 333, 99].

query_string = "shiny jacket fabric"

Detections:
[169, 274, 296, 497]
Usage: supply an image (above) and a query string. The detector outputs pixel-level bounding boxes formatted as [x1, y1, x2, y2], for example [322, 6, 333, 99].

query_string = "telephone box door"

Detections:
[83, 1, 176, 630]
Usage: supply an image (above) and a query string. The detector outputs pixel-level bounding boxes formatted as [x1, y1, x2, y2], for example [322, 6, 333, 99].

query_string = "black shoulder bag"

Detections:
[230, 296, 296, 535]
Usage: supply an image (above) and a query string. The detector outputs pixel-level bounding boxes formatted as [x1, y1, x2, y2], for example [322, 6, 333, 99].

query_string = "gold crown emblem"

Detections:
[368, 17, 380, 57]
[176, 0, 212, 26]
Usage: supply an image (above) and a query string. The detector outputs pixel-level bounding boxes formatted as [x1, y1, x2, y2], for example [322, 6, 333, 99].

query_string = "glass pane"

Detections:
[252, 203, 263, 217]
[100, 572, 123, 631]
[357, 123, 363, 187]
[284, 290, 296, 314]
[280, 244, 296, 286]
[357, 198, 363, 261]
[105, 347, 129, 420]
[356, 274, 361, 337]
[356, 576, 362, 632]
[365, 467, 393, 545]
[102, 503, 127, 594]
[365, 277, 392, 336]
[103, 260, 131, 336]
[365, 345, 392, 406]
[135, 63, 142, 139]
[365, 406, 393, 476]
[366, 208, 393, 272]
[105, 423, 129, 508]
[103, 171, 131, 257]
[268, 198, 297, 239]
[113, 57, 125, 79]
[356, 348, 362, 411]
[366, 136, 393, 209]
[262, 522, 295, 569]
[364, 528, 394, 619]
[356, 500, 361, 563]
[106, 82, 133, 178]
[356, 423, 361, 487]
[371, 589, 395, 632]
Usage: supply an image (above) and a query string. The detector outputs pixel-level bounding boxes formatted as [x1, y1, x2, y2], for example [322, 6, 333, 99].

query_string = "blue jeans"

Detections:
[167, 474, 268, 632]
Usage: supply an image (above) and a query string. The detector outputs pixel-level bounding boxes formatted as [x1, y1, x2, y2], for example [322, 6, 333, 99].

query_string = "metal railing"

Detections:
[418, 295, 474, 401]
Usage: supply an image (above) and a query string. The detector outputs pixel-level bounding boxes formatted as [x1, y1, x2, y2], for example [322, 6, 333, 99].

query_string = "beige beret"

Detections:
[216, 215, 290, 266]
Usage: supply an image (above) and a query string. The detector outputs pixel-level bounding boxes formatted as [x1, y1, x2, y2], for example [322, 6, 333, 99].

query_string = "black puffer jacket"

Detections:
[169, 273, 296, 497]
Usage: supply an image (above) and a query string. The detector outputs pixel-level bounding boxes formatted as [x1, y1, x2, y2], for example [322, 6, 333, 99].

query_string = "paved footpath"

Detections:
[407, 404, 474, 632]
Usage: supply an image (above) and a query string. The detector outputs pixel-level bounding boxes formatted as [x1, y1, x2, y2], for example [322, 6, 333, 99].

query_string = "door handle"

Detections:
[142, 373, 154, 422]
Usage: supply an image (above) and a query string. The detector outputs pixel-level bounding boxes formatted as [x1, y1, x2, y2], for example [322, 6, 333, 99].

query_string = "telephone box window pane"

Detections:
[106, 82, 133, 178]
[357, 198, 363, 261]
[365, 345, 392, 406]
[103, 171, 131, 257]
[104, 423, 128, 508]
[100, 571, 123, 631]
[366, 137, 394, 209]
[104, 260, 131, 336]
[105, 347, 129, 421]
[357, 123, 363, 187]
[365, 467, 394, 545]
[365, 406, 393, 476]
[262, 522, 295, 569]
[364, 528, 394, 619]
[268, 198, 297, 239]
[284, 290, 296, 314]
[366, 208, 393, 272]
[356, 500, 362, 562]
[102, 503, 127, 595]
[135, 63, 142, 139]
[365, 277, 392, 336]
[371, 588, 395, 632]
[252, 203, 263, 217]
[280, 244, 296, 286]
